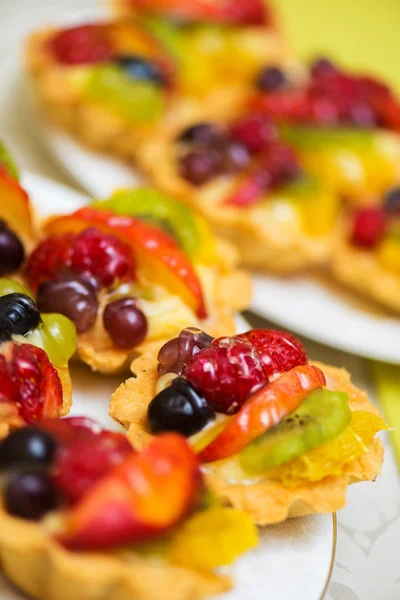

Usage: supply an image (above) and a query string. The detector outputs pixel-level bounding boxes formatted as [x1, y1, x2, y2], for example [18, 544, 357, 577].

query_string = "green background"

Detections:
[275, 0, 400, 89]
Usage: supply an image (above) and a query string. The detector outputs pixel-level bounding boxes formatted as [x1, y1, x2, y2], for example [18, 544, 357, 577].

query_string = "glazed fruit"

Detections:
[50, 24, 113, 65]
[0, 220, 25, 275]
[24, 313, 77, 368]
[256, 66, 287, 91]
[116, 55, 166, 85]
[230, 114, 277, 154]
[0, 427, 56, 469]
[0, 139, 19, 180]
[37, 274, 98, 334]
[103, 297, 148, 348]
[0, 342, 62, 423]
[240, 389, 352, 474]
[158, 327, 213, 376]
[0, 170, 33, 241]
[350, 208, 387, 247]
[185, 336, 268, 414]
[0, 278, 33, 299]
[0, 293, 41, 336]
[60, 434, 201, 549]
[52, 430, 132, 504]
[4, 467, 59, 520]
[148, 376, 215, 436]
[178, 123, 224, 145]
[37, 416, 102, 444]
[199, 365, 326, 462]
[384, 187, 400, 214]
[238, 329, 308, 376]
[26, 235, 74, 290]
[179, 149, 219, 185]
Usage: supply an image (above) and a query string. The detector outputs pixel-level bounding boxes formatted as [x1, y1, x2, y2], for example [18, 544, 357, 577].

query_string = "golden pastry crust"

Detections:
[0, 504, 230, 600]
[331, 237, 400, 314]
[111, 358, 384, 524]
[136, 131, 336, 273]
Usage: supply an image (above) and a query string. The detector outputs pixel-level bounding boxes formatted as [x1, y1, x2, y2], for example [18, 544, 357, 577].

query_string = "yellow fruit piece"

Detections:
[169, 507, 258, 570]
[377, 238, 400, 275]
[193, 214, 217, 264]
[296, 185, 340, 237]
[270, 411, 385, 488]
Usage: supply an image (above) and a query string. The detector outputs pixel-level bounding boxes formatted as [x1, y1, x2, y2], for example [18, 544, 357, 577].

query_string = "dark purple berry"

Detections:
[157, 327, 213, 376]
[311, 57, 337, 78]
[0, 220, 25, 276]
[4, 467, 59, 520]
[211, 140, 250, 173]
[384, 187, 400, 214]
[256, 66, 287, 91]
[148, 376, 215, 436]
[179, 150, 219, 185]
[178, 123, 225, 145]
[0, 427, 56, 469]
[0, 293, 41, 336]
[37, 273, 98, 334]
[103, 297, 148, 348]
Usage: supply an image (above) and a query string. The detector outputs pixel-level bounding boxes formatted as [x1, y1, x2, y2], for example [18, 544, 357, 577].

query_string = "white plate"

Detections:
[0, 172, 335, 600]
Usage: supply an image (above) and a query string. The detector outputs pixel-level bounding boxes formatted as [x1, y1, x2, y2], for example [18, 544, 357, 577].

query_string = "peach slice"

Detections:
[60, 433, 202, 550]
[0, 170, 33, 241]
[199, 365, 326, 463]
[44, 207, 207, 319]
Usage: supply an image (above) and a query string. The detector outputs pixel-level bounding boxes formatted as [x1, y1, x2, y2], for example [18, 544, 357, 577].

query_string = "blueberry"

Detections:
[148, 377, 215, 437]
[0, 427, 56, 470]
[4, 467, 59, 520]
[0, 220, 25, 276]
[384, 187, 400, 214]
[178, 123, 225, 145]
[0, 293, 41, 336]
[256, 66, 287, 91]
[116, 55, 166, 86]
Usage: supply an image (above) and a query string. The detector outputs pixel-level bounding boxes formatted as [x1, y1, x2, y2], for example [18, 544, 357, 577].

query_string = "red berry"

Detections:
[185, 336, 268, 414]
[50, 24, 113, 66]
[52, 430, 132, 503]
[37, 417, 102, 444]
[238, 329, 307, 376]
[0, 342, 62, 424]
[230, 115, 277, 153]
[26, 235, 74, 290]
[350, 208, 387, 248]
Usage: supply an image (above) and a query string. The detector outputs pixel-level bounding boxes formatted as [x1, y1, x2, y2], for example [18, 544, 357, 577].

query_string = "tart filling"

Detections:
[0, 419, 257, 600]
[111, 327, 385, 523]
[25, 189, 249, 373]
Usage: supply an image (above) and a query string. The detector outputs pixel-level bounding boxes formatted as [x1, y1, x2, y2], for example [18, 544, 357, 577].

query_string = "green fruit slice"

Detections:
[93, 188, 204, 259]
[281, 126, 376, 150]
[239, 389, 352, 475]
[142, 17, 185, 62]
[0, 140, 19, 180]
[86, 65, 164, 124]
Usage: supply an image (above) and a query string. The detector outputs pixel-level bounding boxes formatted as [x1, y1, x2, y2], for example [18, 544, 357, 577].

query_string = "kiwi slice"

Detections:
[0, 139, 19, 180]
[93, 188, 201, 257]
[281, 126, 376, 150]
[239, 389, 352, 475]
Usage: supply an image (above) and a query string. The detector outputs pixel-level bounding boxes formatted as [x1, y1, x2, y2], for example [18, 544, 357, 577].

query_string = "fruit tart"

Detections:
[136, 113, 340, 272]
[331, 189, 400, 313]
[24, 189, 250, 374]
[111, 327, 385, 524]
[250, 58, 400, 201]
[0, 418, 257, 600]
[0, 279, 75, 438]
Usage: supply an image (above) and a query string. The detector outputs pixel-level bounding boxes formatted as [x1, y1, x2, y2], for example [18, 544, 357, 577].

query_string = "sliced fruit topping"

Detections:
[169, 507, 258, 570]
[239, 389, 352, 475]
[0, 342, 63, 424]
[230, 114, 277, 154]
[23, 313, 77, 369]
[148, 376, 215, 436]
[103, 297, 148, 348]
[0, 170, 33, 241]
[37, 273, 97, 335]
[158, 327, 213, 376]
[0, 139, 19, 180]
[60, 433, 202, 549]
[4, 467, 59, 520]
[199, 365, 326, 462]
[269, 409, 385, 486]
[52, 430, 132, 504]
[50, 24, 113, 66]
[44, 207, 207, 319]
[350, 208, 387, 248]
[238, 329, 307, 376]
[37, 416, 102, 444]
[0, 220, 25, 276]
[185, 336, 268, 415]
[377, 237, 400, 274]
[0, 293, 41, 337]
[0, 427, 56, 470]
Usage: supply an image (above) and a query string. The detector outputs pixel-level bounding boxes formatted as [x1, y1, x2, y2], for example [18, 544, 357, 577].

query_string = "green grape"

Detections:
[0, 278, 34, 299]
[24, 314, 76, 368]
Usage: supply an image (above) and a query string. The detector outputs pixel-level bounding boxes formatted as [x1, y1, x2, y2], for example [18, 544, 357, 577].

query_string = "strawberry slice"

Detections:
[44, 207, 207, 319]
[199, 365, 326, 463]
[60, 433, 202, 549]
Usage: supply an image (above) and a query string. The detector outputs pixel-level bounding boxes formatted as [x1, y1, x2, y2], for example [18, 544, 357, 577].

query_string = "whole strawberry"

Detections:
[238, 329, 307, 376]
[184, 336, 268, 414]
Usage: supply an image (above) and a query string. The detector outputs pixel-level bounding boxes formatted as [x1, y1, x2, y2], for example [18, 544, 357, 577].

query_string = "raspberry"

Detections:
[26, 235, 74, 290]
[0, 342, 62, 423]
[38, 416, 102, 444]
[184, 336, 268, 414]
[70, 228, 135, 287]
[52, 430, 132, 503]
[230, 115, 277, 154]
[50, 24, 113, 66]
[350, 208, 387, 248]
[238, 329, 307, 376]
